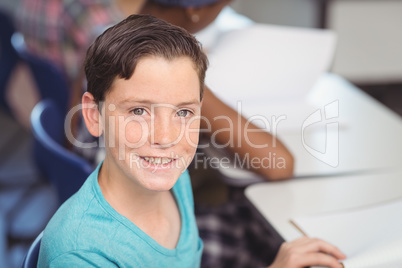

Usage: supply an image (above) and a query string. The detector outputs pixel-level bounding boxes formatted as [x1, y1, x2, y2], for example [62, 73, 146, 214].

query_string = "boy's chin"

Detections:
[134, 167, 184, 189]
[141, 176, 180, 193]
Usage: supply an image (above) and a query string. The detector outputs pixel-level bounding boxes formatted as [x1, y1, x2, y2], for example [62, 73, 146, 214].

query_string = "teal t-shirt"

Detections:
[38, 163, 203, 267]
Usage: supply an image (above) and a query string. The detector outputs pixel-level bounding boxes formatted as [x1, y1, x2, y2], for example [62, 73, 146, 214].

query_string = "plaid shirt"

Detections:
[195, 189, 283, 268]
[16, 0, 124, 83]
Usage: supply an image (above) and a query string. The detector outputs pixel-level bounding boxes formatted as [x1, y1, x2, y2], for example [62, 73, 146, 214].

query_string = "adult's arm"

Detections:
[200, 87, 294, 181]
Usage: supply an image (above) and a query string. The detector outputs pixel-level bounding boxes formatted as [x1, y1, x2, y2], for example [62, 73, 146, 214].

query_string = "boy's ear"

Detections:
[82, 92, 103, 137]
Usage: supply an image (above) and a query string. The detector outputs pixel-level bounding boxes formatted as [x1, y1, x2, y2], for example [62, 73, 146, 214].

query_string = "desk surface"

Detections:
[208, 73, 402, 185]
[245, 169, 402, 241]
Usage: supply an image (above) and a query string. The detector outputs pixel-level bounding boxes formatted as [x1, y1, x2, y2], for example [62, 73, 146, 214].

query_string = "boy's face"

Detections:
[99, 56, 201, 192]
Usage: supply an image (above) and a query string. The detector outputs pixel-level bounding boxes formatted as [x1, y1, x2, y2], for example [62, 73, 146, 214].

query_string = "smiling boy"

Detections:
[38, 14, 207, 267]
[37, 13, 346, 268]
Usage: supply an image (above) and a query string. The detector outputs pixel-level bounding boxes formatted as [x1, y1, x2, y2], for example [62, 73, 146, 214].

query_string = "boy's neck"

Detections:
[98, 160, 166, 214]
[97, 160, 181, 249]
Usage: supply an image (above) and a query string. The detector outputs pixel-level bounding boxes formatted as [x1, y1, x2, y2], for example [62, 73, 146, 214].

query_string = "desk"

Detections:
[206, 73, 402, 186]
[245, 169, 402, 241]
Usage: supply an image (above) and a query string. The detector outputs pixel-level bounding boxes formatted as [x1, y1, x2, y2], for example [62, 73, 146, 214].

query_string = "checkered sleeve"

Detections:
[62, 0, 124, 80]
[195, 194, 283, 268]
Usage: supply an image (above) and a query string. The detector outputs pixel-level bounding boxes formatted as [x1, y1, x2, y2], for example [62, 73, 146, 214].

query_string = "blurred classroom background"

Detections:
[2, 0, 402, 106]
[1, 0, 401, 267]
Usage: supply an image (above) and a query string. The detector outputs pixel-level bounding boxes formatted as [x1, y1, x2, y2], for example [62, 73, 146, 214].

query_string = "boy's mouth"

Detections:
[140, 156, 175, 165]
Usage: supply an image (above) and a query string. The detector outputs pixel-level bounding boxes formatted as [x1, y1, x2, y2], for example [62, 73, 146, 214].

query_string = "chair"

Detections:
[0, 10, 19, 112]
[31, 99, 93, 204]
[11, 33, 70, 114]
[21, 231, 43, 268]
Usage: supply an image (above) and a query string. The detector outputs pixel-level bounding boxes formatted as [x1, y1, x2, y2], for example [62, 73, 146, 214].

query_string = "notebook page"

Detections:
[291, 199, 402, 267]
[206, 23, 337, 103]
[342, 237, 402, 268]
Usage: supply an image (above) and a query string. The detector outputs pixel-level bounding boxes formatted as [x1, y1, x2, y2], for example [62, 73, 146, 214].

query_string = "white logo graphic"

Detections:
[302, 100, 339, 167]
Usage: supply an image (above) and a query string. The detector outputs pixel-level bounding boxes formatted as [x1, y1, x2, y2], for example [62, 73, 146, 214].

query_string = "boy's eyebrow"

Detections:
[119, 98, 201, 107]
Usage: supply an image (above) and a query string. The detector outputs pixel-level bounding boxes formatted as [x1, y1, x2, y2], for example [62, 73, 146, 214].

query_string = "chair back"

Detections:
[12, 33, 70, 114]
[21, 231, 43, 268]
[0, 10, 19, 111]
[31, 99, 93, 203]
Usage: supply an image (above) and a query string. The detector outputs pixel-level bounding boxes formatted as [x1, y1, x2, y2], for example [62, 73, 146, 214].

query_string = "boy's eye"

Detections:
[177, 110, 191, 117]
[132, 108, 145, 115]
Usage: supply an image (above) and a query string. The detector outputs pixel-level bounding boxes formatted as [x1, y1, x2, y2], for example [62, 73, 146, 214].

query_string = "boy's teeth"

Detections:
[143, 157, 173, 164]
[161, 158, 172, 164]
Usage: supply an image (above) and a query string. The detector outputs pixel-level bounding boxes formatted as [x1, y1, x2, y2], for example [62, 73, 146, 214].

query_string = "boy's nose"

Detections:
[150, 116, 182, 148]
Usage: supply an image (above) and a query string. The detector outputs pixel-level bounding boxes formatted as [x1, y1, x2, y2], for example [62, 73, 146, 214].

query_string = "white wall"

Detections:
[327, 0, 402, 84]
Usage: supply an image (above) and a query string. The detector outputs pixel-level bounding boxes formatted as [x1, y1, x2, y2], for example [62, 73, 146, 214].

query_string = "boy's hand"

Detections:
[268, 236, 346, 268]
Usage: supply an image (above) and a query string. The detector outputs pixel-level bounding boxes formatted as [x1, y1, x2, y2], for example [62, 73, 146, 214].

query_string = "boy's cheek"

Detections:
[107, 115, 149, 147]
[185, 118, 201, 148]
[124, 121, 148, 144]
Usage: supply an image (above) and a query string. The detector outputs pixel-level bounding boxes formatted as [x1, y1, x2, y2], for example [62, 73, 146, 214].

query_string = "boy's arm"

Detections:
[45, 251, 118, 268]
[201, 87, 294, 180]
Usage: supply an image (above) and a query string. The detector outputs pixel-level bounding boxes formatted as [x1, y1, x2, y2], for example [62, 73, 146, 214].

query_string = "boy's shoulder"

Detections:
[38, 166, 118, 263]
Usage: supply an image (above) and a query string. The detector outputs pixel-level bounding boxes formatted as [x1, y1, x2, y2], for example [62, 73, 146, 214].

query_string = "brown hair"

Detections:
[84, 14, 208, 104]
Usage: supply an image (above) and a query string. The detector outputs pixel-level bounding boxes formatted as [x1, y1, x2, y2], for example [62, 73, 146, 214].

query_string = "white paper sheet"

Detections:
[206, 23, 337, 102]
[292, 199, 402, 268]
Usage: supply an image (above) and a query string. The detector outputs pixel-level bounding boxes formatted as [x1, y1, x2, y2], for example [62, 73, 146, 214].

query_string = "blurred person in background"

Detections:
[15, 0, 145, 83]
